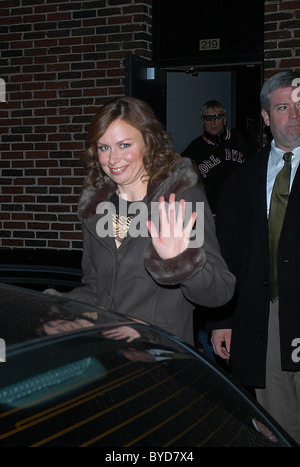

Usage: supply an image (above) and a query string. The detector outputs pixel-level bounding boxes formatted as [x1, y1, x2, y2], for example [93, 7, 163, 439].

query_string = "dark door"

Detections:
[125, 53, 167, 126]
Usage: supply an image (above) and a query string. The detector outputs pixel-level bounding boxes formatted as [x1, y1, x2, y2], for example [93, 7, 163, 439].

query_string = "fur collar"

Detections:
[78, 157, 199, 220]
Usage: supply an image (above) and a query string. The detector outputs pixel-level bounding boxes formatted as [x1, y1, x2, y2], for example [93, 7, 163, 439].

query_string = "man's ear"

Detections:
[261, 108, 270, 127]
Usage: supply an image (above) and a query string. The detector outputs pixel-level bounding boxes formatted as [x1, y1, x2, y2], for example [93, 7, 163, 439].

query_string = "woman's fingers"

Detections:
[159, 194, 196, 238]
[147, 193, 197, 259]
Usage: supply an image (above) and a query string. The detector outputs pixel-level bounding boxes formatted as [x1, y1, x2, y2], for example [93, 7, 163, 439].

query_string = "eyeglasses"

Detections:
[202, 113, 224, 121]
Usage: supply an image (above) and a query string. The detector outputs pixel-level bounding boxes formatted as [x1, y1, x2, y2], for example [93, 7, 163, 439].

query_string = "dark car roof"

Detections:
[0, 248, 82, 292]
[0, 283, 297, 447]
[0, 282, 130, 347]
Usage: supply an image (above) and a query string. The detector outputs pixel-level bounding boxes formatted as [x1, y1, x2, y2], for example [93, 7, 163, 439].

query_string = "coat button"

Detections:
[263, 279, 268, 286]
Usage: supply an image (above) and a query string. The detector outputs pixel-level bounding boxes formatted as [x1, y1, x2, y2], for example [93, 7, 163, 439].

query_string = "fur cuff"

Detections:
[144, 243, 206, 285]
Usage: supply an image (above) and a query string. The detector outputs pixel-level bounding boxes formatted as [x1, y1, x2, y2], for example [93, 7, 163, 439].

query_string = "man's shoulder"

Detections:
[246, 142, 270, 167]
[230, 128, 257, 156]
[225, 144, 269, 184]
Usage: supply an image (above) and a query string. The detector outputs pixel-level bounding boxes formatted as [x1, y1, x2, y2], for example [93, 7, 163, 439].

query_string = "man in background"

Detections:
[181, 99, 256, 215]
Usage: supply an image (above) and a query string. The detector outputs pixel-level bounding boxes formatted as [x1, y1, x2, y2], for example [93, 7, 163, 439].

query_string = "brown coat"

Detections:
[64, 158, 236, 345]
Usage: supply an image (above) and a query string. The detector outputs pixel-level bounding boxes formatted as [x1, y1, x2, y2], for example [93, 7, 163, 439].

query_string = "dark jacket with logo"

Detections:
[181, 128, 256, 214]
[63, 158, 235, 345]
[211, 143, 300, 387]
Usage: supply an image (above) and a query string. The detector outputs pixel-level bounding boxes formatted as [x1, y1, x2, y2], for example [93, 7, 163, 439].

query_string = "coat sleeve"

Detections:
[62, 224, 99, 305]
[144, 184, 236, 308]
[206, 169, 243, 330]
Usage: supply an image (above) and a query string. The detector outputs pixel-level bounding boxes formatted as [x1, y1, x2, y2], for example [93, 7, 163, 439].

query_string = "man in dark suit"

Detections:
[210, 71, 300, 444]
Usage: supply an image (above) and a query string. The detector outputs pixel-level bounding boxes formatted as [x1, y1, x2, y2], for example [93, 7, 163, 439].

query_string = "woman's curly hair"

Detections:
[81, 96, 181, 188]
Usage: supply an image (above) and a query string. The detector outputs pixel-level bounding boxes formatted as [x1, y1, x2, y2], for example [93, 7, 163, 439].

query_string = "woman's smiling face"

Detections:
[97, 119, 148, 201]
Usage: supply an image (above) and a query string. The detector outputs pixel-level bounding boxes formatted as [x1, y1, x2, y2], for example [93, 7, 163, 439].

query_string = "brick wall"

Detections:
[1, 0, 300, 252]
[264, 0, 300, 76]
[0, 0, 152, 250]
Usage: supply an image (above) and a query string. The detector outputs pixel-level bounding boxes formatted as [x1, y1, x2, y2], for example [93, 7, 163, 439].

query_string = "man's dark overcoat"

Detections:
[213, 142, 300, 387]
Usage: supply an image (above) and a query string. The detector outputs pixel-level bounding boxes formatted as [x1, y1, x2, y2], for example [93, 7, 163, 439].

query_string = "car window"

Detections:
[0, 328, 293, 447]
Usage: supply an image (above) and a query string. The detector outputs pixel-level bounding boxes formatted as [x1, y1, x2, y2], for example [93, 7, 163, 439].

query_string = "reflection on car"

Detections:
[0, 282, 297, 447]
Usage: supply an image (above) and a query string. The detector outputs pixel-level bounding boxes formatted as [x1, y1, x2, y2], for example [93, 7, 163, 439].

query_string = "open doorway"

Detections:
[166, 70, 234, 153]
[125, 55, 262, 153]
[166, 65, 262, 153]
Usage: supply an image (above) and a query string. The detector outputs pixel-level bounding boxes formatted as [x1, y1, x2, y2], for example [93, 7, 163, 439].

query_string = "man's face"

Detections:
[202, 107, 227, 136]
[261, 86, 300, 152]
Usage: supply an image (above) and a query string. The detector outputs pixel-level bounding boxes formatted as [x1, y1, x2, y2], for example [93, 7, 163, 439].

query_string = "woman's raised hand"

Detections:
[147, 193, 197, 259]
